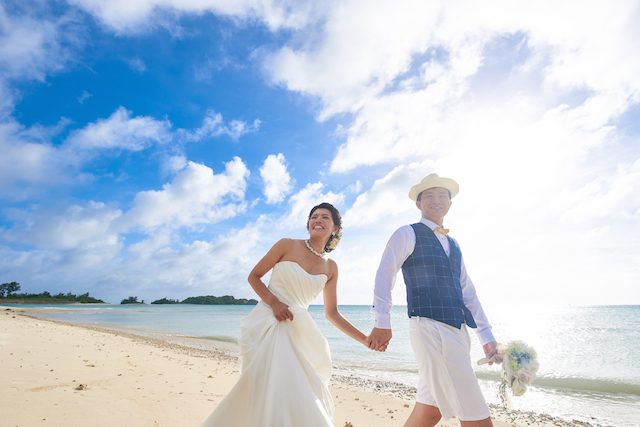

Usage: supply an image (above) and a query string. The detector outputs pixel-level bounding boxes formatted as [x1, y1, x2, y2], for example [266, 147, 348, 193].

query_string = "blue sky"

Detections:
[1, 0, 639, 307]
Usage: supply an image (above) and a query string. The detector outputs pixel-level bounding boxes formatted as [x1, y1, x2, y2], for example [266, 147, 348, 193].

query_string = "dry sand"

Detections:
[0, 306, 577, 427]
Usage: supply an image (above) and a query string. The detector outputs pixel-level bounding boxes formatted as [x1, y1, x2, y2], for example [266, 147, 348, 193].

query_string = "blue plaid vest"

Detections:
[401, 222, 477, 329]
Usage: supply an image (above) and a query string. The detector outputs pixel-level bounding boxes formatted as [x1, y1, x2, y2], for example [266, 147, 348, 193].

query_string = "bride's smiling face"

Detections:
[307, 208, 336, 239]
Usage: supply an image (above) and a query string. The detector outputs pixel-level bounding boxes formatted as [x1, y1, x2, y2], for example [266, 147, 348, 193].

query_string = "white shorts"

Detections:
[409, 317, 490, 421]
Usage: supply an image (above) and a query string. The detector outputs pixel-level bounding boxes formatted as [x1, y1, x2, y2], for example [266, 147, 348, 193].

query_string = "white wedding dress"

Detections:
[200, 261, 334, 427]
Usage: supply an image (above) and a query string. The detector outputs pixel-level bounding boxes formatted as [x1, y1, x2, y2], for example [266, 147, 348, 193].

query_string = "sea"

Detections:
[11, 303, 640, 427]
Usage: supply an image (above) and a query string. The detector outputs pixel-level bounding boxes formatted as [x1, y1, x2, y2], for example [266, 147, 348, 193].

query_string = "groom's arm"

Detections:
[459, 255, 501, 363]
[459, 257, 495, 345]
[369, 225, 414, 351]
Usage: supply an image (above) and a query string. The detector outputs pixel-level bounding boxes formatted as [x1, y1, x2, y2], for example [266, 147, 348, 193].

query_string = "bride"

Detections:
[199, 202, 369, 427]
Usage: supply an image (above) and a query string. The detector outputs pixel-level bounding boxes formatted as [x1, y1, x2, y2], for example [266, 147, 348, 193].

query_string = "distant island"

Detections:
[124, 295, 258, 305]
[150, 297, 180, 304]
[0, 281, 257, 306]
[0, 282, 105, 304]
[120, 296, 145, 304]
[179, 295, 258, 305]
[149, 295, 258, 305]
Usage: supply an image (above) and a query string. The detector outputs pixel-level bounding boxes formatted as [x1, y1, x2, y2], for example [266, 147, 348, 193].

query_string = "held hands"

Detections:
[271, 300, 294, 322]
[366, 327, 392, 352]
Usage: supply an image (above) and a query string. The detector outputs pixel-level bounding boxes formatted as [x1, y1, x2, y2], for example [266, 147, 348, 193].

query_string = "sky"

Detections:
[1, 0, 639, 307]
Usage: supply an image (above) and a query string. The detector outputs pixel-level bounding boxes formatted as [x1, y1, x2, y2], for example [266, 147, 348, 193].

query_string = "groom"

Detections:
[368, 173, 500, 427]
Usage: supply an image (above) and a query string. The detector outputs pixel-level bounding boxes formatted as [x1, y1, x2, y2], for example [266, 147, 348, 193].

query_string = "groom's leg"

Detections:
[403, 403, 441, 427]
[404, 405, 492, 427]
[460, 417, 493, 427]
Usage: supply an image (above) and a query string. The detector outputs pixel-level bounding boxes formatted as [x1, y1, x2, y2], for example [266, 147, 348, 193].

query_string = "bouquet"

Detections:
[478, 340, 539, 423]
[499, 341, 539, 398]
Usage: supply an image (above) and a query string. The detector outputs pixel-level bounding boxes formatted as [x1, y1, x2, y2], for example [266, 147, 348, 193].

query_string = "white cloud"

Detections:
[1, 201, 122, 252]
[328, 66, 469, 173]
[225, 118, 261, 139]
[0, 106, 258, 199]
[562, 158, 640, 223]
[125, 57, 146, 73]
[0, 152, 259, 303]
[347, 180, 362, 194]
[0, 4, 81, 124]
[0, 80, 15, 118]
[2, 0, 639, 306]
[255, 0, 640, 305]
[111, 220, 266, 301]
[0, 216, 267, 303]
[161, 154, 188, 175]
[343, 162, 432, 228]
[67, 0, 322, 34]
[193, 55, 241, 82]
[77, 90, 92, 104]
[262, 1, 640, 170]
[0, 4, 72, 82]
[0, 119, 76, 198]
[118, 158, 250, 231]
[263, 0, 446, 119]
[65, 106, 172, 152]
[259, 153, 293, 204]
[0, 176, 354, 303]
[523, 2, 640, 99]
[2, 156, 251, 249]
[179, 110, 261, 142]
[334, 93, 640, 306]
[283, 182, 344, 231]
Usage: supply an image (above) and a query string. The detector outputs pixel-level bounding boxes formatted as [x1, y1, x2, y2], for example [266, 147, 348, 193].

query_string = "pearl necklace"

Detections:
[304, 239, 326, 258]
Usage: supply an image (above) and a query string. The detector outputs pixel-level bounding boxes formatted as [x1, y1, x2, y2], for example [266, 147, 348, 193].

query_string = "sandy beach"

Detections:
[1, 307, 584, 427]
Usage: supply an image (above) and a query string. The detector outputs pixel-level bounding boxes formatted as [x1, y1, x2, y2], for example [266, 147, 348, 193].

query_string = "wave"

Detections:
[182, 334, 238, 344]
[475, 371, 640, 396]
[335, 361, 640, 396]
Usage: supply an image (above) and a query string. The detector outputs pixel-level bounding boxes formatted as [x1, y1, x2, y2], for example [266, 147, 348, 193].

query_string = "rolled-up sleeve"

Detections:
[460, 257, 495, 345]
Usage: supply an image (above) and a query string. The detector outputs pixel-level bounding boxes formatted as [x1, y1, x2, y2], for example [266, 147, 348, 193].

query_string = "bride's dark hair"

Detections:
[307, 202, 343, 253]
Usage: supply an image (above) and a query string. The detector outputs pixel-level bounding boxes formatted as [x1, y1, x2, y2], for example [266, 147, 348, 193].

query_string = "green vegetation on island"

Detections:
[150, 297, 180, 304]
[149, 295, 258, 305]
[0, 282, 105, 304]
[181, 295, 258, 305]
[120, 296, 144, 304]
[126, 295, 257, 305]
[1, 282, 257, 306]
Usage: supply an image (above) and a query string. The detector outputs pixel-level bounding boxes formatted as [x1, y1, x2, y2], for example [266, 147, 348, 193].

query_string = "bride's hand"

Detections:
[271, 300, 294, 321]
[361, 335, 371, 347]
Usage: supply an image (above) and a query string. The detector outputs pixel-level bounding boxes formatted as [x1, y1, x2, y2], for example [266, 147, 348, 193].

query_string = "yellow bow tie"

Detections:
[434, 227, 449, 235]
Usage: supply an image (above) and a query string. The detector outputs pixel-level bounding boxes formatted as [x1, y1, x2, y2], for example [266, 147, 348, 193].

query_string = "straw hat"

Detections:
[408, 173, 459, 201]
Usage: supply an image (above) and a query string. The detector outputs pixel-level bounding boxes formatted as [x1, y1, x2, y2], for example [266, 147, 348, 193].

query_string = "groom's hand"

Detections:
[482, 341, 502, 365]
[368, 327, 392, 352]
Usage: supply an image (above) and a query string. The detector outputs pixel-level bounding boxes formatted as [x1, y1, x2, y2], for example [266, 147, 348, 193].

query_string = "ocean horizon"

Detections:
[10, 303, 640, 427]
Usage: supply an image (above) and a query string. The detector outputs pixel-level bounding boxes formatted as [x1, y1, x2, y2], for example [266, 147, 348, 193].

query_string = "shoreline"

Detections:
[1, 306, 598, 427]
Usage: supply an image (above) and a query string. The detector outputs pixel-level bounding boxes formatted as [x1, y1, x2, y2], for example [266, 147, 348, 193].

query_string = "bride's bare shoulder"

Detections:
[272, 238, 304, 258]
[325, 258, 338, 279]
[274, 237, 299, 246]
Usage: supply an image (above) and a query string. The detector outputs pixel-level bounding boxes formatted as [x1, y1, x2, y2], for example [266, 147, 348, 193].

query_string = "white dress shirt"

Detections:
[373, 218, 496, 345]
